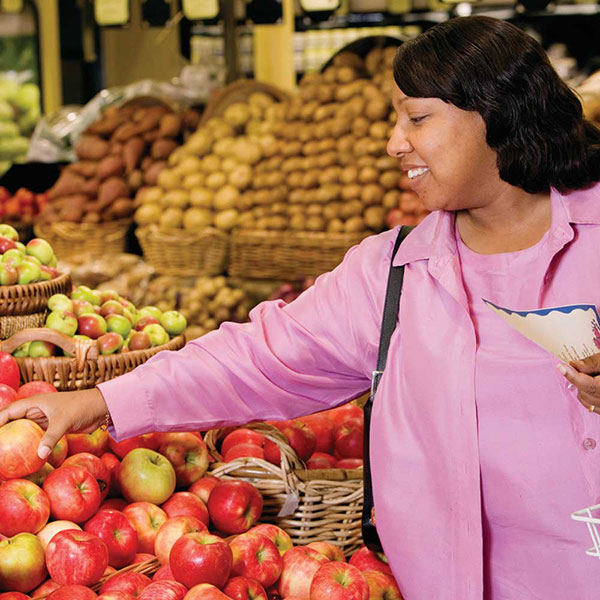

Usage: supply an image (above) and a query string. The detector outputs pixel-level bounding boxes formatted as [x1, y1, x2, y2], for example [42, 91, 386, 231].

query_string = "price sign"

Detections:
[1, 0, 23, 13]
[299, 0, 340, 10]
[182, 0, 219, 20]
[94, 0, 130, 26]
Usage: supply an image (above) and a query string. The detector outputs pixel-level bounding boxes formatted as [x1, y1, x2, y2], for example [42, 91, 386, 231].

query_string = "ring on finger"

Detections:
[589, 403, 597, 414]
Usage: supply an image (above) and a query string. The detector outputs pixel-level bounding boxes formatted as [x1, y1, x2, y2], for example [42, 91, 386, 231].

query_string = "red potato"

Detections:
[75, 135, 110, 161]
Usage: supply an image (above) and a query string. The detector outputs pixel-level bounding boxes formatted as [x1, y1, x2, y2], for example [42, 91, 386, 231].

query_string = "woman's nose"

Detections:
[387, 124, 412, 158]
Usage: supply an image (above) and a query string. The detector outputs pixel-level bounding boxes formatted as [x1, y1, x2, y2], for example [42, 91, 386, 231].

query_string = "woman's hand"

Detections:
[557, 354, 600, 413]
[0, 387, 109, 459]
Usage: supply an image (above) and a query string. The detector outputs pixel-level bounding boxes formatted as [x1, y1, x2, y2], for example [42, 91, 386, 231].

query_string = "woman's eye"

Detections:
[409, 115, 427, 124]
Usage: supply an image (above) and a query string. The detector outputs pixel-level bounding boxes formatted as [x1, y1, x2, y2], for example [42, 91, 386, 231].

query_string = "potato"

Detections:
[67, 161, 97, 179]
[223, 103, 251, 128]
[336, 135, 355, 154]
[380, 170, 400, 190]
[186, 131, 213, 156]
[213, 185, 239, 211]
[98, 155, 125, 180]
[233, 139, 262, 164]
[352, 117, 370, 138]
[98, 177, 130, 208]
[342, 184, 361, 202]
[81, 178, 100, 196]
[160, 207, 184, 229]
[214, 208, 239, 231]
[317, 139, 336, 153]
[329, 117, 352, 138]
[316, 152, 337, 169]
[176, 155, 203, 177]
[265, 172, 285, 188]
[337, 66, 360, 84]
[369, 121, 389, 140]
[135, 203, 162, 225]
[268, 216, 288, 231]
[341, 200, 363, 219]
[229, 164, 252, 190]
[345, 216, 365, 232]
[327, 218, 344, 233]
[305, 216, 325, 232]
[143, 161, 167, 186]
[213, 137, 236, 158]
[340, 166, 358, 185]
[237, 212, 256, 229]
[280, 141, 302, 158]
[383, 190, 400, 209]
[302, 172, 319, 189]
[111, 122, 144, 143]
[299, 85, 319, 102]
[306, 203, 322, 216]
[158, 113, 182, 138]
[318, 167, 341, 186]
[300, 101, 319, 122]
[157, 168, 182, 190]
[189, 188, 214, 208]
[323, 202, 342, 220]
[358, 166, 379, 185]
[161, 190, 189, 209]
[183, 207, 213, 230]
[366, 99, 389, 121]
[75, 136, 110, 161]
[364, 206, 386, 231]
[361, 183, 384, 206]
[182, 173, 205, 191]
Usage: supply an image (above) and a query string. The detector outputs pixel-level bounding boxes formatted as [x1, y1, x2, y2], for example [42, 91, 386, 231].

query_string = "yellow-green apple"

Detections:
[306, 542, 346, 563]
[0, 225, 18, 241]
[361, 570, 402, 600]
[122, 501, 168, 554]
[299, 414, 335, 454]
[106, 315, 131, 339]
[277, 546, 329, 599]
[0, 384, 16, 409]
[17, 261, 41, 284]
[26, 239, 54, 265]
[128, 332, 151, 351]
[333, 421, 363, 460]
[46, 529, 108, 586]
[72, 286, 101, 306]
[134, 315, 159, 332]
[334, 459, 363, 469]
[263, 421, 316, 465]
[16, 381, 57, 399]
[0, 262, 17, 285]
[306, 452, 336, 470]
[42, 465, 101, 522]
[45, 310, 78, 337]
[326, 405, 363, 428]
[159, 311, 187, 336]
[24, 462, 54, 486]
[0, 533, 46, 592]
[100, 498, 127, 512]
[0, 419, 45, 479]
[48, 294, 73, 313]
[118, 448, 176, 505]
[153, 564, 175, 581]
[97, 332, 124, 355]
[224, 443, 265, 462]
[221, 429, 265, 457]
[169, 531, 232, 588]
[1, 248, 24, 267]
[184, 584, 229, 599]
[348, 547, 392, 577]
[0, 351, 19, 390]
[28, 340, 55, 357]
[109, 433, 160, 460]
[247, 524, 293, 557]
[309, 562, 369, 600]
[11, 341, 30, 358]
[222, 576, 268, 600]
[229, 532, 282, 588]
[188, 476, 220, 505]
[139, 306, 162, 321]
[36, 520, 81, 550]
[138, 580, 187, 600]
[32, 579, 61, 597]
[154, 515, 207, 565]
[206, 481, 262, 535]
[39, 266, 58, 281]
[63, 452, 111, 501]
[77, 313, 107, 340]
[161, 492, 209, 527]
[84, 509, 138, 568]
[72, 300, 95, 317]
[66, 428, 110, 457]
[47, 436, 68, 468]
[158, 432, 209, 488]
[0, 479, 50, 536]
[47, 585, 101, 599]
[100, 453, 121, 497]
[100, 300, 125, 318]
[143, 324, 169, 347]
[99, 572, 152, 597]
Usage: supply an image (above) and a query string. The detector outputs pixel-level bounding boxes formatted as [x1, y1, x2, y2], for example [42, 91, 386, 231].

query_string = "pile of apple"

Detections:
[0, 398, 400, 599]
[0, 189, 49, 226]
[14, 287, 187, 359]
[0, 225, 59, 286]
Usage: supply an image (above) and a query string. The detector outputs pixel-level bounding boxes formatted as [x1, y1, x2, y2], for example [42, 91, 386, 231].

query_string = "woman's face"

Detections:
[387, 85, 501, 212]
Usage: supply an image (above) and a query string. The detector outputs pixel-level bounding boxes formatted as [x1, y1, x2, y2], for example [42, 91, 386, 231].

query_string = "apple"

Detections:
[24, 462, 54, 486]
[72, 300, 95, 317]
[46, 529, 108, 586]
[333, 421, 363, 460]
[133, 553, 155, 564]
[264, 421, 316, 465]
[28, 341, 55, 357]
[66, 428, 110, 456]
[361, 570, 402, 600]
[48, 294, 73, 313]
[161, 492, 209, 527]
[17, 261, 41, 285]
[46, 310, 78, 337]
[109, 433, 160, 460]
[0, 237, 17, 254]
[247, 524, 293, 557]
[158, 432, 209, 488]
[224, 443, 265, 462]
[11, 342, 30, 358]
[36, 520, 81, 550]
[42, 465, 101, 523]
[0, 264, 17, 286]
[306, 542, 346, 563]
[0, 593, 30, 600]
[0, 225, 18, 240]
[100, 300, 124, 318]
[306, 452, 337, 470]
[223, 576, 268, 600]
[334, 459, 363, 469]
[100, 453, 121, 497]
[100, 498, 128, 511]
[277, 546, 329, 599]
[207, 480, 262, 535]
[169, 531, 232, 588]
[184, 584, 230, 599]
[47, 585, 97, 600]
[71, 286, 101, 306]
[99, 572, 152, 597]
[122, 502, 168, 554]
[118, 448, 176, 505]
[39, 266, 58, 282]
[134, 315, 159, 332]
[348, 547, 392, 577]
[17, 381, 57, 399]
[1, 249, 23, 267]
[84, 509, 138, 569]
[138, 306, 162, 321]
[221, 429, 265, 457]
[142, 324, 169, 347]
[159, 311, 187, 337]
[326, 405, 363, 429]
[0, 419, 45, 479]
[138, 580, 187, 600]
[153, 564, 175, 581]
[97, 592, 134, 600]
[0, 479, 49, 536]
[26, 239, 54, 265]
[97, 332, 124, 355]
[23, 255, 42, 267]
[299, 414, 335, 454]
[0, 533, 47, 593]
[0, 351, 20, 390]
[77, 313, 107, 340]
[0, 384, 16, 409]
[63, 452, 111, 500]
[106, 314, 131, 339]
[100, 290, 120, 304]
[128, 332, 151, 351]
[103, 566, 117, 576]
[32, 579, 61, 597]
[229, 532, 282, 588]
[46, 436, 68, 469]
[154, 515, 206, 566]
[309, 561, 369, 600]
[188, 476, 220, 505]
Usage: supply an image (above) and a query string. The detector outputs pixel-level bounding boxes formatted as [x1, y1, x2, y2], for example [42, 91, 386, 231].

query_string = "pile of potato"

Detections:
[39, 101, 200, 224]
[133, 92, 283, 233]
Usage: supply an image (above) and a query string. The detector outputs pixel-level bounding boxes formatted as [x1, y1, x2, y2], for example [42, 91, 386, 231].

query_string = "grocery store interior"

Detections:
[0, 0, 600, 597]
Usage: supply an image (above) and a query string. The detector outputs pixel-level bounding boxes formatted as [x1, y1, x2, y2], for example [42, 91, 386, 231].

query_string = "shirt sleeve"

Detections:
[98, 229, 399, 441]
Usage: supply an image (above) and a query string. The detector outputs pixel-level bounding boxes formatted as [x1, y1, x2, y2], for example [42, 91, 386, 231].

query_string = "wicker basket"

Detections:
[34, 220, 132, 259]
[136, 225, 228, 276]
[0, 327, 186, 391]
[205, 422, 364, 556]
[229, 230, 370, 280]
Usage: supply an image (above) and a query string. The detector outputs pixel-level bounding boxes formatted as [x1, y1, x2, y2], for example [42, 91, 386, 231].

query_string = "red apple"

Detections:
[16, 381, 57, 399]
[221, 429, 265, 457]
[99, 572, 152, 597]
[97, 593, 135, 600]
[63, 452, 111, 501]
[247, 524, 293, 557]
[309, 561, 369, 600]
[154, 515, 206, 566]
[263, 421, 315, 465]
[36, 520, 81, 550]
[152, 565, 175, 582]
[157, 433, 209, 488]
[306, 452, 337, 470]
[188, 476, 219, 505]
[48, 437, 68, 468]
[134, 315, 159, 332]
[100, 453, 121, 497]
[169, 531, 232, 589]
[183, 584, 229, 599]
[77, 314, 107, 340]
[298, 414, 334, 454]
[0, 385, 16, 410]
[224, 444, 265, 462]
[100, 498, 128, 512]
[122, 502, 167, 554]
[24, 463, 54, 487]
[277, 546, 329, 599]
[361, 570, 402, 600]
[42, 465, 101, 523]
[46, 529, 108, 586]
[326, 405, 363, 428]
[334, 459, 363, 469]
[66, 428, 110, 457]
[84, 509, 138, 568]
[333, 422, 363, 460]
[0, 419, 45, 479]
[306, 542, 346, 563]
[0, 352, 20, 391]
[0, 593, 30, 600]
[109, 433, 160, 460]
[0, 479, 50, 536]
[0, 533, 46, 593]
[138, 580, 187, 600]
[222, 576, 268, 600]
[32, 579, 61, 597]
[348, 547, 392, 577]
[132, 553, 156, 564]
[128, 332, 151, 351]
[100, 300, 124, 318]
[97, 332, 123, 355]
[161, 492, 209, 527]
[207, 481, 262, 535]
[47, 585, 97, 600]
[118, 448, 176, 505]
[229, 533, 282, 588]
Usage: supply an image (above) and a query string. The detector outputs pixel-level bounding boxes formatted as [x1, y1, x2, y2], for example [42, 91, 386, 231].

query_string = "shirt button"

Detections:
[583, 438, 597, 450]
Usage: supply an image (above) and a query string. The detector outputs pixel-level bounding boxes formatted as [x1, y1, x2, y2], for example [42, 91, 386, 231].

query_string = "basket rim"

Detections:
[231, 229, 371, 242]
[136, 224, 228, 242]
[0, 272, 71, 303]
[34, 219, 133, 232]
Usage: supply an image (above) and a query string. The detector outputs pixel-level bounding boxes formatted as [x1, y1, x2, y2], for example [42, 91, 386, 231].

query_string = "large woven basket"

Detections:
[0, 327, 185, 391]
[229, 230, 370, 280]
[136, 225, 228, 276]
[34, 220, 132, 259]
[205, 422, 364, 556]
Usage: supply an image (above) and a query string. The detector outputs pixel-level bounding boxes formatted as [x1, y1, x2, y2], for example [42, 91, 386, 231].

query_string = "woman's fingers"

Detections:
[575, 388, 600, 412]
[557, 363, 600, 396]
[0, 399, 45, 428]
[571, 353, 600, 375]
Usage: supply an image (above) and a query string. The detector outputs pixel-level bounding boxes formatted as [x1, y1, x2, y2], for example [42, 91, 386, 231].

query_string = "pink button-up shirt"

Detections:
[99, 183, 600, 599]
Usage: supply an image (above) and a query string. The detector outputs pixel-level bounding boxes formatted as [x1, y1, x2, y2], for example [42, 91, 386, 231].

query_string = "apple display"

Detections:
[161, 492, 209, 527]
[0, 264, 17, 286]
[157, 432, 209, 488]
[46, 585, 98, 600]
[222, 576, 268, 600]
[66, 428, 110, 456]
[127, 332, 151, 351]
[99, 572, 152, 597]
[133, 315, 159, 332]
[142, 324, 169, 347]
[306, 452, 337, 470]
[326, 405, 363, 428]
[47, 294, 73, 313]
[0, 533, 47, 593]
[362, 570, 402, 600]
[97, 332, 124, 355]
[221, 429, 265, 458]
[0, 479, 50, 536]
[0, 352, 19, 390]
[263, 421, 316, 465]
[16, 381, 57, 399]
[0, 384, 16, 409]
[45, 310, 78, 336]
[188, 476, 220, 505]
[299, 414, 335, 454]
[334, 459, 363, 469]
[36, 520, 81, 550]
[154, 515, 206, 566]
[77, 314, 107, 340]
[229, 532, 282, 588]
[159, 311, 187, 336]
[153, 564, 175, 582]
[24, 462, 54, 486]
[28, 340, 55, 357]
[183, 584, 230, 600]
[84, 509, 138, 569]
[26, 239, 54, 265]
[0, 419, 45, 479]
[277, 546, 329, 599]
[100, 300, 125, 318]
[100, 453, 121, 497]
[309, 561, 369, 600]
[31, 579, 61, 597]
[306, 542, 346, 563]
[47, 436, 68, 468]
[138, 306, 162, 321]
[62, 453, 111, 502]
[207, 480, 263, 534]
[106, 314, 131, 339]
[17, 261, 41, 285]
[348, 547, 393, 577]
[224, 443, 264, 462]
[72, 286, 102, 306]
[247, 524, 293, 557]
[118, 448, 176, 505]
[333, 421, 363, 460]
[138, 580, 187, 600]
[100, 498, 128, 512]
[108, 433, 159, 460]
[122, 501, 168, 554]
[71, 300, 95, 317]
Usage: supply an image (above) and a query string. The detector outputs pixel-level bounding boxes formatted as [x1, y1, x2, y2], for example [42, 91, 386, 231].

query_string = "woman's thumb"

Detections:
[37, 421, 66, 460]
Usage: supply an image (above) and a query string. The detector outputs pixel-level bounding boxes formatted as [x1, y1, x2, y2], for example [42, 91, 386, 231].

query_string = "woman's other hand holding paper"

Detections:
[558, 355, 600, 413]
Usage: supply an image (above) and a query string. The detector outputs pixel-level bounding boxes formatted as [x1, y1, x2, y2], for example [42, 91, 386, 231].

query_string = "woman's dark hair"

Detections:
[393, 16, 600, 194]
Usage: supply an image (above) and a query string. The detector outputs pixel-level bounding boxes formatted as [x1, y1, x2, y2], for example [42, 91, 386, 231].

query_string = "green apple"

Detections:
[159, 310, 187, 336]
[118, 448, 176, 504]
[106, 314, 131, 338]
[23, 255, 41, 267]
[72, 299, 95, 316]
[72, 285, 102, 306]
[0, 263, 17, 285]
[45, 310, 78, 337]
[48, 255, 57, 268]
[143, 323, 170, 347]
[2, 248, 24, 267]
[38, 266, 53, 282]
[123, 308, 135, 324]
[0, 532, 47, 593]
[0, 224, 19, 241]
[12, 341, 30, 357]
[15, 241, 26, 254]
[26, 238, 54, 266]
[17, 262, 41, 284]
[28, 341, 55, 357]
[139, 306, 163, 320]
[47, 293, 73, 313]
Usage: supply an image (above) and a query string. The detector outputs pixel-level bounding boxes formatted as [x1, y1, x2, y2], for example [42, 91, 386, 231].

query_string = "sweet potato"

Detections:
[106, 198, 135, 219]
[111, 122, 146, 143]
[98, 177, 130, 208]
[58, 194, 88, 209]
[181, 109, 201, 131]
[151, 139, 178, 160]
[75, 136, 110, 161]
[67, 161, 98, 179]
[98, 155, 125, 180]
[110, 142, 124, 156]
[123, 137, 145, 172]
[49, 172, 86, 199]
[158, 113, 182, 138]
[133, 105, 168, 126]
[141, 156, 153, 171]
[81, 177, 100, 196]
[85, 114, 126, 138]
[142, 161, 167, 185]
[143, 130, 161, 143]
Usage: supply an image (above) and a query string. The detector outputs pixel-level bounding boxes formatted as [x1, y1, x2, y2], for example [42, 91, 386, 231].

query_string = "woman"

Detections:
[2, 16, 600, 599]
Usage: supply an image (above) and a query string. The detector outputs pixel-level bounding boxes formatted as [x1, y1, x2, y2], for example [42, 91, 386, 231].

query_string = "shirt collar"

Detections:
[392, 181, 600, 267]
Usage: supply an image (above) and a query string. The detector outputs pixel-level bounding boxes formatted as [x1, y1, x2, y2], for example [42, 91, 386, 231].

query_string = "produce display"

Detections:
[0, 187, 49, 225]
